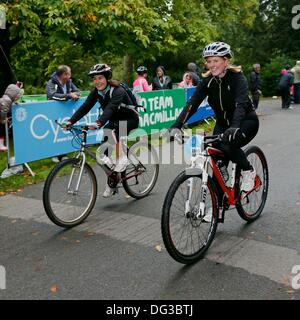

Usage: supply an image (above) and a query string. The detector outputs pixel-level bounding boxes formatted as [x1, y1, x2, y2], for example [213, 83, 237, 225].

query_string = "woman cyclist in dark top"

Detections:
[171, 42, 259, 193]
[65, 64, 139, 198]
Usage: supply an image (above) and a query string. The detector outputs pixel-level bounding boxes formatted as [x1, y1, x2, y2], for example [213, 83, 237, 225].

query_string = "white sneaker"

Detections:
[202, 207, 213, 223]
[241, 168, 256, 192]
[97, 155, 115, 170]
[52, 157, 60, 163]
[0, 165, 24, 179]
[114, 156, 130, 173]
[102, 184, 116, 198]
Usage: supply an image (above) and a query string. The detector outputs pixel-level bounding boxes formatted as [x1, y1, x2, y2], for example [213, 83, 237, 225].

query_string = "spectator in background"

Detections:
[132, 66, 152, 93]
[291, 61, 300, 104]
[0, 83, 23, 152]
[187, 62, 201, 86]
[46, 65, 80, 162]
[152, 66, 172, 90]
[278, 64, 294, 109]
[249, 63, 262, 110]
[178, 72, 194, 88]
[280, 68, 294, 101]
[46, 65, 80, 101]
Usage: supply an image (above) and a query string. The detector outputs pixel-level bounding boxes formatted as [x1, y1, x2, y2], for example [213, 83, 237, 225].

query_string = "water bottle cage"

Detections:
[217, 161, 229, 182]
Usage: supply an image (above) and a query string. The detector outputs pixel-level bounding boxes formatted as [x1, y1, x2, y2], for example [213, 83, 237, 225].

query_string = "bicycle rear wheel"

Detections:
[122, 141, 159, 199]
[43, 158, 97, 228]
[236, 146, 269, 222]
[161, 171, 218, 264]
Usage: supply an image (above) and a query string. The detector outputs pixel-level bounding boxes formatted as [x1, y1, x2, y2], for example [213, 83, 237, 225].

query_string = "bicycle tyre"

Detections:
[161, 171, 218, 264]
[122, 141, 159, 199]
[235, 145, 269, 222]
[43, 158, 97, 228]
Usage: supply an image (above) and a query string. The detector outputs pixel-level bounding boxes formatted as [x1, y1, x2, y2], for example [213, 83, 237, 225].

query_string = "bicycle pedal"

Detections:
[224, 202, 230, 211]
[218, 207, 225, 223]
[107, 171, 120, 188]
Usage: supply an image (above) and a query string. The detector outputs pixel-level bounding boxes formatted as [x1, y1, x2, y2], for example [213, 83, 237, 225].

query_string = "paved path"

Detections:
[1, 99, 300, 299]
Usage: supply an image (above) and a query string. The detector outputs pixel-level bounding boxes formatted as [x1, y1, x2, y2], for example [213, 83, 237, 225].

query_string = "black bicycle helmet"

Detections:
[88, 64, 112, 79]
[137, 66, 148, 75]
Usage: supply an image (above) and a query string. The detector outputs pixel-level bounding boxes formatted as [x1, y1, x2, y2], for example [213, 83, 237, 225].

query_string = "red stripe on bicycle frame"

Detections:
[207, 147, 236, 205]
[207, 147, 226, 158]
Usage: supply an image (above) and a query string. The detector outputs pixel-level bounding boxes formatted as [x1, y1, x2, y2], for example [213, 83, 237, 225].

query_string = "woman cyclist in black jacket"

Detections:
[171, 42, 259, 194]
[66, 64, 139, 198]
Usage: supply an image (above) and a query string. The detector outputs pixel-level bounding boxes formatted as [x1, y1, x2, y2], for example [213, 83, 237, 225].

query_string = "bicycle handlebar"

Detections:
[204, 134, 221, 140]
[55, 120, 98, 131]
[203, 134, 222, 145]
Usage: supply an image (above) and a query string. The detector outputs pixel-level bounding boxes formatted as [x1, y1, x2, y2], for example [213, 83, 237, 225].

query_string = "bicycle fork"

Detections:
[185, 161, 209, 219]
[197, 167, 209, 219]
[67, 152, 86, 195]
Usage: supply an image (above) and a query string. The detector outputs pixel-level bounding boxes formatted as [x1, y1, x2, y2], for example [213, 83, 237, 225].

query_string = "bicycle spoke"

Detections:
[123, 142, 158, 198]
[44, 160, 97, 226]
[167, 175, 216, 257]
[236, 147, 268, 221]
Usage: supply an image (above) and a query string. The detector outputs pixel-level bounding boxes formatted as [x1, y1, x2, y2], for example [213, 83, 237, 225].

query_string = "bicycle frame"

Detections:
[206, 147, 237, 206]
[66, 128, 90, 194]
[64, 124, 148, 192]
[184, 144, 237, 220]
[185, 136, 262, 221]
[68, 127, 112, 191]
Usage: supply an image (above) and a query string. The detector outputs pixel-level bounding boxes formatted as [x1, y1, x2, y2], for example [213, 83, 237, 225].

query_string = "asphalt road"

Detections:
[1, 98, 300, 300]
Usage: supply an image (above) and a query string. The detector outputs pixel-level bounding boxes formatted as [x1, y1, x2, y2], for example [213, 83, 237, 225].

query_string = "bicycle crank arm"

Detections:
[240, 176, 262, 201]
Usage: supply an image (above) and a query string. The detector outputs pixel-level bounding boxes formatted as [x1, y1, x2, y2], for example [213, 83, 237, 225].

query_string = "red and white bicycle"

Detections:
[161, 134, 269, 264]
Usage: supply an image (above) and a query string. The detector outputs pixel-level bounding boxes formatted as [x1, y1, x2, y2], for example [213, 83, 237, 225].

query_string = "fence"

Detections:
[9, 88, 214, 166]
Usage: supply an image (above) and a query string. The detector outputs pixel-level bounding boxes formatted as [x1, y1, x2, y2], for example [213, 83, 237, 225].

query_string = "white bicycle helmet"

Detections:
[203, 42, 232, 58]
[137, 66, 148, 74]
[88, 64, 112, 79]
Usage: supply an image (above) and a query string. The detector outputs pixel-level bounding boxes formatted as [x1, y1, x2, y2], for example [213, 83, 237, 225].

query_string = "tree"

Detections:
[1, 0, 264, 91]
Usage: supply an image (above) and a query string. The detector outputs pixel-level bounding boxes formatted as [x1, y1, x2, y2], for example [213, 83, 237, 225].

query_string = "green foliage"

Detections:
[261, 55, 295, 97]
[1, 0, 298, 94]
[0, 0, 226, 89]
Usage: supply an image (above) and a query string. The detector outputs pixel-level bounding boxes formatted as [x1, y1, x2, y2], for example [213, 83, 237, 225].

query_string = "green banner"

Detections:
[20, 88, 187, 138]
[131, 88, 186, 137]
[21, 89, 186, 136]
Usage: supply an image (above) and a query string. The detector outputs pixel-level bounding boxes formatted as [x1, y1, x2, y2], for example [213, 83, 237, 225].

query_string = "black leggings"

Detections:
[212, 113, 259, 205]
[213, 115, 259, 170]
[0, 123, 5, 137]
[251, 91, 260, 110]
[279, 88, 291, 108]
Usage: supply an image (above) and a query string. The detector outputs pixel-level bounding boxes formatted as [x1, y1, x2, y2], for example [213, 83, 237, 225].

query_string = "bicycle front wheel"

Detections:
[122, 141, 159, 199]
[236, 145, 269, 222]
[161, 171, 218, 264]
[43, 158, 97, 228]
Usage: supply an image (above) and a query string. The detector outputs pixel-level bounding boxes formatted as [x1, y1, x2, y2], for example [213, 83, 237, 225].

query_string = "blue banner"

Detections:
[12, 99, 102, 165]
[186, 87, 215, 124]
[11, 88, 215, 165]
